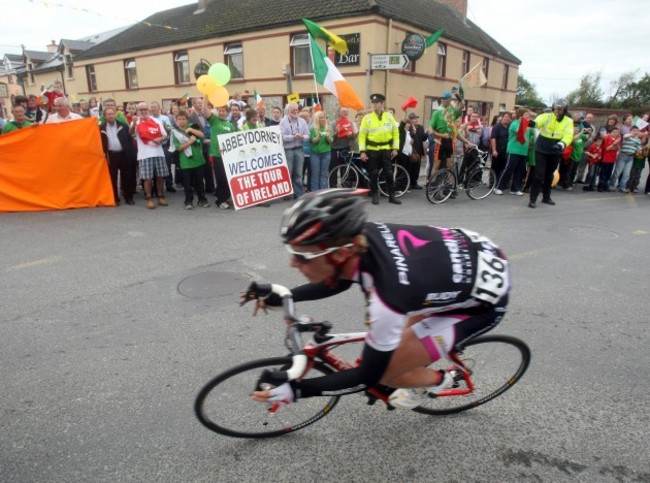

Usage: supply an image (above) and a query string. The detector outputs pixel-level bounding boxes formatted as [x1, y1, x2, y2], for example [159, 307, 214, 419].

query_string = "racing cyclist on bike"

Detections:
[242, 188, 510, 409]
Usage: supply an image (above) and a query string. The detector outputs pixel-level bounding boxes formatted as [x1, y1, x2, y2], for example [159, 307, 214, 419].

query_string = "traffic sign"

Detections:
[370, 54, 410, 71]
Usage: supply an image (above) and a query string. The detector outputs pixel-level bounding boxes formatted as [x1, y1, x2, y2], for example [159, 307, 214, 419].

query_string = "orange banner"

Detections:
[0, 118, 114, 213]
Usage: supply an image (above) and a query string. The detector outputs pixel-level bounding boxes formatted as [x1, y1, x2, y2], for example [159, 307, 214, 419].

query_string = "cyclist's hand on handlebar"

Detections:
[239, 282, 290, 315]
[251, 382, 295, 406]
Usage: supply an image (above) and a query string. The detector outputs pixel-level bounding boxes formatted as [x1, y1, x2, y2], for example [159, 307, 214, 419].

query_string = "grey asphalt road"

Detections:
[1, 184, 649, 482]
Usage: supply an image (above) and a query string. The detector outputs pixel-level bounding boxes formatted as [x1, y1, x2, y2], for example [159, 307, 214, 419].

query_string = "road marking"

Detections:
[508, 248, 554, 261]
[633, 230, 649, 235]
[6, 256, 61, 271]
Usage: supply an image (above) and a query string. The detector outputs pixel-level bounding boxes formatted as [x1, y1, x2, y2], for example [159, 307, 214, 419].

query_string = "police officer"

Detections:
[529, 99, 574, 208]
[358, 93, 401, 205]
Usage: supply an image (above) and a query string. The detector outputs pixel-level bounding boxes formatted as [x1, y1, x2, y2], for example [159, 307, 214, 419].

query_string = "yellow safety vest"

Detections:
[358, 111, 399, 151]
[535, 112, 574, 147]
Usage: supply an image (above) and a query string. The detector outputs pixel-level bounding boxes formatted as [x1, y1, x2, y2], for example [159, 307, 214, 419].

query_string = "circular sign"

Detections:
[193, 60, 211, 80]
[402, 33, 426, 61]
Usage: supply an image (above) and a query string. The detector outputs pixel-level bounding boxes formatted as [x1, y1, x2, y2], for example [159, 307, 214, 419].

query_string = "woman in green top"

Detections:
[495, 108, 532, 195]
[309, 110, 333, 191]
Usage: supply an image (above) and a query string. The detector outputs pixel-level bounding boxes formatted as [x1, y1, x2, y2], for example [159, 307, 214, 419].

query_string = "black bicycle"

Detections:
[329, 151, 410, 198]
[426, 148, 496, 204]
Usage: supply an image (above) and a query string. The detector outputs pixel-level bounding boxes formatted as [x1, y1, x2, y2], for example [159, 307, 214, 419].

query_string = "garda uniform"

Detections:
[529, 100, 574, 207]
[358, 93, 400, 204]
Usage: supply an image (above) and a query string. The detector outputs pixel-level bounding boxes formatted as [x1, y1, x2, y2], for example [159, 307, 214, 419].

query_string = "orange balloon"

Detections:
[208, 86, 230, 108]
[552, 170, 560, 187]
[196, 75, 218, 95]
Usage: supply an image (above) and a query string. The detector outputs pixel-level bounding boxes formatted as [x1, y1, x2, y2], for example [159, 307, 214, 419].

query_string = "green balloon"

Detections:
[208, 63, 231, 86]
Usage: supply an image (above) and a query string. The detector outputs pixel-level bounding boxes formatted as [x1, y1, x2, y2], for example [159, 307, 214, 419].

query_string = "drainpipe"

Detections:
[384, 18, 392, 98]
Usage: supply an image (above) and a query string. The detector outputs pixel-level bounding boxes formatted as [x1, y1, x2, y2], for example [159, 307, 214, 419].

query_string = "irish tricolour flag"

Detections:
[309, 36, 364, 111]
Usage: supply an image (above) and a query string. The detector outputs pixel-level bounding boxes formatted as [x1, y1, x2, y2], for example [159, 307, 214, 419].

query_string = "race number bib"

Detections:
[471, 251, 509, 305]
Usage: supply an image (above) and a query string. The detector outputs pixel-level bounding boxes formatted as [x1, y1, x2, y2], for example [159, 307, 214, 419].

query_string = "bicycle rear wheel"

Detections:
[413, 335, 530, 415]
[195, 357, 339, 438]
[465, 167, 496, 200]
[378, 164, 410, 197]
[425, 169, 456, 204]
[329, 164, 359, 189]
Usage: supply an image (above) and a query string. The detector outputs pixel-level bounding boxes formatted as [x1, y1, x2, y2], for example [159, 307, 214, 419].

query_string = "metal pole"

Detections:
[366, 52, 372, 104]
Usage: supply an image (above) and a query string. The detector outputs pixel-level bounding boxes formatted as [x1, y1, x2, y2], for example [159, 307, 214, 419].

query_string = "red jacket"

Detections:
[601, 135, 619, 163]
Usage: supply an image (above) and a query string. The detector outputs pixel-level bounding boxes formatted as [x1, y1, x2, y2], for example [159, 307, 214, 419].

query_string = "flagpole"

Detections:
[307, 35, 320, 106]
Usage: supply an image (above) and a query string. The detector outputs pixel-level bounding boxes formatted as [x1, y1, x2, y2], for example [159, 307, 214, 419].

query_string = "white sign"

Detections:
[219, 126, 293, 210]
[370, 54, 409, 71]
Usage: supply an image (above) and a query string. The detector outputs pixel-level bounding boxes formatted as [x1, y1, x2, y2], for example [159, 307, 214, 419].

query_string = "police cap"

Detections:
[370, 93, 386, 103]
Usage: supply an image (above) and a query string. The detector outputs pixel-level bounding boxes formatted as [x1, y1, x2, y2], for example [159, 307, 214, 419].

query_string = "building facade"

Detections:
[24, 0, 521, 122]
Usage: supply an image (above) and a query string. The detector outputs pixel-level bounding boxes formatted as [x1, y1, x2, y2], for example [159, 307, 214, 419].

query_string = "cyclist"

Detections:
[242, 188, 510, 409]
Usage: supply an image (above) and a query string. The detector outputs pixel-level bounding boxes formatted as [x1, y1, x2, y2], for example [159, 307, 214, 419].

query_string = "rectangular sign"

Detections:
[219, 126, 293, 209]
[333, 33, 360, 66]
[370, 54, 409, 71]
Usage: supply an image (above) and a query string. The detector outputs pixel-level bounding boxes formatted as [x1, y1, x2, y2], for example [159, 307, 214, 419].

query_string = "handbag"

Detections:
[409, 153, 421, 163]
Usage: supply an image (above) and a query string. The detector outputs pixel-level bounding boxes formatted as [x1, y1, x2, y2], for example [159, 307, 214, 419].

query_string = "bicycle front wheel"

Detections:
[329, 164, 359, 189]
[465, 167, 496, 200]
[413, 335, 530, 415]
[378, 164, 410, 197]
[195, 357, 339, 438]
[425, 169, 456, 204]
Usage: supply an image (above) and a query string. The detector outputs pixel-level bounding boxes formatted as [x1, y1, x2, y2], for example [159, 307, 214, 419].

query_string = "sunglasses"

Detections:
[285, 243, 353, 264]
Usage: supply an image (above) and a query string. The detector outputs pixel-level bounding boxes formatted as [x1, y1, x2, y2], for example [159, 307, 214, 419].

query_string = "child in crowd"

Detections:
[627, 137, 648, 193]
[609, 125, 643, 192]
[170, 110, 210, 210]
[561, 125, 587, 190]
[583, 136, 603, 191]
[598, 128, 620, 191]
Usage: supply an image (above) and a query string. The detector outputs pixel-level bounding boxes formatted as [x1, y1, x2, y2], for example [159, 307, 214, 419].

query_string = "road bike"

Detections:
[328, 151, 410, 198]
[194, 284, 531, 439]
[426, 148, 496, 204]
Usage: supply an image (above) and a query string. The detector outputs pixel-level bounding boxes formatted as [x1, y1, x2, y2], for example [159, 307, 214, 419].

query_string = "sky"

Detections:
[1, 0, 646, 103]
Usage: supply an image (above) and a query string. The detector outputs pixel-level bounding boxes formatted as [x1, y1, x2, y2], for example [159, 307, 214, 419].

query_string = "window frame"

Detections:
[64, 54, 74, 79]
[173, 51, 190, 84]
[27, 62, 35, 85]
[224, 42, 244, 79]
[124, 58, 138, 89]
[435, 43, 447, 78]
[86, 64, 97, 92]
[502, 64, 509, 90]
[482, 57, 490, 82]
[461, 50, 470, 77]
[290, 33, 313, 77]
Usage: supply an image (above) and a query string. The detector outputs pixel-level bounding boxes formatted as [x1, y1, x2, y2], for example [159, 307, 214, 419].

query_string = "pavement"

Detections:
[1, 180, 649, 482]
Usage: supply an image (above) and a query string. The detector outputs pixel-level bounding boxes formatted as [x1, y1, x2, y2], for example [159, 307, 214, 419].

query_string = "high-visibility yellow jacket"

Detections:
[358, 111, 399, 151]
[534, 112, 574, 155]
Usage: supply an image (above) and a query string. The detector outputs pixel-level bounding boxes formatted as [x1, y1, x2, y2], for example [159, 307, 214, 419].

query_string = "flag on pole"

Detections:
[302, 18, 348, 55]
[460, 61, 488, 89]
[253, 90, 263, 109]
[308, 36, 364, 111]
[425, 29, 445, 49]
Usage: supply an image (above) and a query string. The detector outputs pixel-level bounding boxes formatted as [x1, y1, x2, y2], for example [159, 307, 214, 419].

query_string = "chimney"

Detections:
[47, 40, 58, 53]
[195, 0, 210, 14]
[437, 0, 467, 17]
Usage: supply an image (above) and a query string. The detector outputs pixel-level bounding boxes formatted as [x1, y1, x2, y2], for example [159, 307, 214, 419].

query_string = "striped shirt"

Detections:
[620, 135, 642, 155]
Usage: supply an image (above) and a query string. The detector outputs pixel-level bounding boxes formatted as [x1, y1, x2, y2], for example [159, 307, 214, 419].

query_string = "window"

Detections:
[435, 43, 446, 77]
[290, 34, 313, 76]
[461, 51, 470, 77]
[502, 64, 509, 89]
[27, 62, 35, 85]
[482, 57, 489, 81]
[224, 43, 243, 79]
[65, 54, 74, 79]
[174, 51, 190, 84]
[86, 65, 97, 92]
[124, 58, 138, 89]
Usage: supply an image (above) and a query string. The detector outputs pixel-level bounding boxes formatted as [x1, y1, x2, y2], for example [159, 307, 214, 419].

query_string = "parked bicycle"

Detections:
[328, 151, 410, 198]
[426, 148, 496, 204]
[194, 283, 531, 439]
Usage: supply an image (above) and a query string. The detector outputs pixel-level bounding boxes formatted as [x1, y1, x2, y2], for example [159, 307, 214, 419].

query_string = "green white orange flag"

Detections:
[460, 61, 488, 89]
[253, 90, 263, 109]
[425, 29, 445, 48]
[302, 18, 348, 55]
[309, 36, 364, 111]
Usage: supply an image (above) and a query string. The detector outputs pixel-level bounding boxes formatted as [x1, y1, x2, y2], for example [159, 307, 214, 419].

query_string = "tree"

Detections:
[608, 70, 645, 109]
[566, 72, 604, 108]
[516, 73, 545, 109]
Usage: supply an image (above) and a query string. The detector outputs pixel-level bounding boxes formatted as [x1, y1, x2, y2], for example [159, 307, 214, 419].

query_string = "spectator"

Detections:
[203, 98, 237, 209]
[599, 114, 617, 136]
[350, 113, 364, 155]
[46, 97, 82, 123]
[78, 99, 92, 118]
[170, 110, 210, 209]
[100, 106, 137, 206]
[619, 114, 634, 138]
[133, 102, 170, 209]
[559, 124, 587, 190]
[227, 103, 243, 129]
[609, 125, 642, 192]
[299, 110, 312, 190]
[583, 136, 603, 192]
[279, 102, 309, 199]
[258, 106, 273, 127]
[189, 97, 213, 193]
[495, 108, 531, 195]
[330, 107, 357, 178]
[241, 108, 262, 130]
[2, 105, 32, 134]
[490, 111, 511, 180]
[575, 112, 596, 183]
[627, 136, 647, 193]
[427, 91, 464, 178]
[267, 106, 282, 126]
[150, 101, 177, 193]
[399, 112, 426, 189]
[599, 127, 620, 192]
[227, 92, 247, 111]
[25, 95, 45, 123]
[309, 110, 333, 191]
[42, 80, 64, 112]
